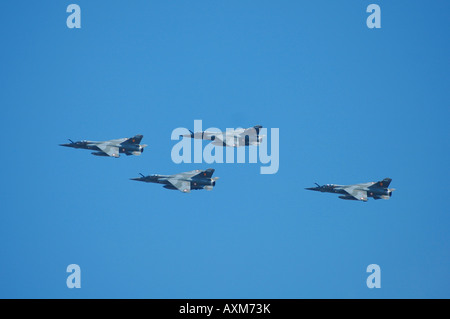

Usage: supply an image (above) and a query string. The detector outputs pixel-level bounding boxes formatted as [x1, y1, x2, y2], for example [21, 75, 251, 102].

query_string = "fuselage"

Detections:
[60, 140, 145, 154]
[134, 174, 216, 190]
[160, 175, 215, 190]
[185, 126, 264, 147]
[306, 182, 393, 200]
[320, 184, 390, 197]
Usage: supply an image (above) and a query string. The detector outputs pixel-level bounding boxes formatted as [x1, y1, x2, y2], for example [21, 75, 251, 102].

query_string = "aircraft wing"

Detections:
[167, 178, 191, 193]
[210, 135, 237, 147]
[183, 131, 224, 141]
[96, 143, 120, 157]
[169, 168, 214, 181]
[203, 131, 223, 140]
[172, 170, 202, 179]
[106, 138, 128, 145]
[239, 127, 259, 137]
[225, 136, 238, 146]
[343, 186, 368, 201]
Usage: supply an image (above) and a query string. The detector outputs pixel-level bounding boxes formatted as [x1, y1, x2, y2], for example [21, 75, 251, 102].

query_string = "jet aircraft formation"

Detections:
[60, 125, 395, 200]
[59, 125, 262, 193]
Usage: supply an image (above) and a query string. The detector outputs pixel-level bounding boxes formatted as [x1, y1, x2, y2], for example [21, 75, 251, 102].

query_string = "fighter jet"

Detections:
[60, 134, 147, 157]
[305, 178, 395, 201]
[181, 125, 264, 147]
[130, 168, 219, 193]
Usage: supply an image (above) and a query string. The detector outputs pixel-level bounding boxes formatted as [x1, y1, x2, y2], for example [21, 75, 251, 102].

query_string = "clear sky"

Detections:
[0, 1, 449, 298]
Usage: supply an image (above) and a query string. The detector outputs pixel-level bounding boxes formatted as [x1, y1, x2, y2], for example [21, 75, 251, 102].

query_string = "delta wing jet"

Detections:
[130, 168, 219, 193]
[305, 178, 395, 201]
[181, 125, 264, 147]
[60, 135, 147, 157]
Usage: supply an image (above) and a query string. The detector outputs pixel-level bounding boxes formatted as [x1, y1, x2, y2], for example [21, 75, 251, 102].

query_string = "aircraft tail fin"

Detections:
[194, 168, 215, 178]
[123, 134, 143, 145]
[371, 178, 392, 188]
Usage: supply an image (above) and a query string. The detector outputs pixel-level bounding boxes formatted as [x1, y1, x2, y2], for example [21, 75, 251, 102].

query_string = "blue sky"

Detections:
[0, 1, 449, 298]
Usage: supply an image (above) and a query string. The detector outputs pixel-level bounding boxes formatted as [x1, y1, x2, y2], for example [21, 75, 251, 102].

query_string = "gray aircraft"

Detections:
[181, 125, 264, 147]
[130, 168, 219, 193]
[60, 134, 147, 157]
[305, 178, 395, 201]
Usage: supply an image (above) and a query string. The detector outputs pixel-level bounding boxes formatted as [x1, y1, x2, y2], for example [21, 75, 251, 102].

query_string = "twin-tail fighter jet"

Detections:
[60, 135, 147, 158]
[130, 168, 219, 193]
[305, 178, 395, 201]
[181, 125, 264, 147]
